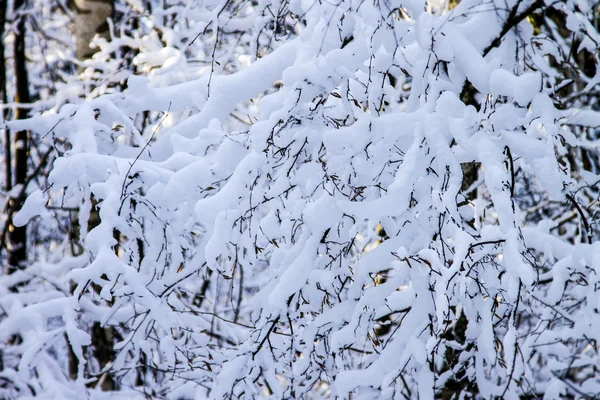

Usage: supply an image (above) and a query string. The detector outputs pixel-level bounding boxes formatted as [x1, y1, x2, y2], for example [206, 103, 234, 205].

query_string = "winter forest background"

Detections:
[2, 0, 600, 398]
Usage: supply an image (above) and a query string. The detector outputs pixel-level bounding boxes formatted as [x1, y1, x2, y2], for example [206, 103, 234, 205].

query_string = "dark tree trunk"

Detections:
[90, 322, 115, 390]
[7, 0, 31, 270]
[0, 0, 7, 376]
[0, 1, 10, 194]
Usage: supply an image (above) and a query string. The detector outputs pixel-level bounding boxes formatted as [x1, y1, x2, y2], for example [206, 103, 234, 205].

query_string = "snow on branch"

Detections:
[2, 0, 600, 399]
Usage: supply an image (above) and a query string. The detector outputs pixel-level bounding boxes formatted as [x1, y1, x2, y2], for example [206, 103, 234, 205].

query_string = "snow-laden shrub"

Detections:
[3, 0, 600, 398]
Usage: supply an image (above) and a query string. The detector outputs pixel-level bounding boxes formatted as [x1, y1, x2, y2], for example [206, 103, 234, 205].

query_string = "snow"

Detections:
[5, 0, 600, 398]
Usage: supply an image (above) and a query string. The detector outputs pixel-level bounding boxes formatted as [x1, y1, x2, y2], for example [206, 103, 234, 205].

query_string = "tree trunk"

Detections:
[69, 0, 116, 390]
[0, 0, 7, 377]
[0, 1, 10, 195]
[7, 0, 31, 270]
[73, 0, 114, 60]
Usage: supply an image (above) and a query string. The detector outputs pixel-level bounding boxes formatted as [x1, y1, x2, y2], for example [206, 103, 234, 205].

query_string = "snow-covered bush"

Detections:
[3, 0, 600, 398]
